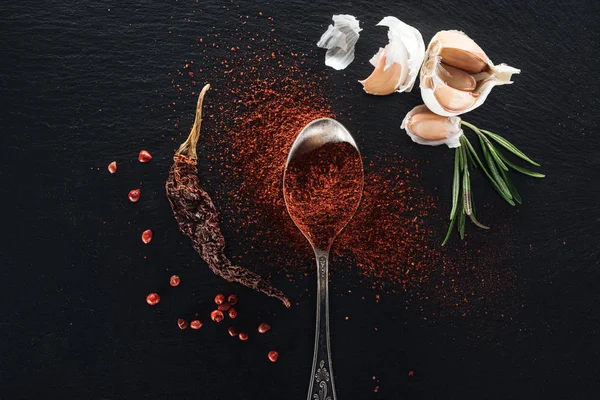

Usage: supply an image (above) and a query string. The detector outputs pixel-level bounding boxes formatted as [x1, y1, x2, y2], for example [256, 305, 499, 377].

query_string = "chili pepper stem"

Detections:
[177, 83, 211, 159]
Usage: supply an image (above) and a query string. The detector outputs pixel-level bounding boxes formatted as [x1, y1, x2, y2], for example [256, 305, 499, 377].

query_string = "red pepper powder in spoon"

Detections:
[283, 141, 363, 250]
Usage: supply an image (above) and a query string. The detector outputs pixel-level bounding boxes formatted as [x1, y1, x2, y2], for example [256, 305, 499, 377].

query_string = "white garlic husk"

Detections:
[420, 30, 520, 116]
[401, 105, 463, 148]
[316, 15, 362, 70]
[359, 17, 425, 95]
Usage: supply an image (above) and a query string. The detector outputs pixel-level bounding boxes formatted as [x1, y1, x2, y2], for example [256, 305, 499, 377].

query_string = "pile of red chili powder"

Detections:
[166, 15, 516, 315]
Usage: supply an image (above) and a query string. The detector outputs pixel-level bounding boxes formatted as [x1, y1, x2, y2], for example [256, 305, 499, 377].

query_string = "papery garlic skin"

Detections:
[359, 17, 425, 95]
[420, 30, 520, 117]
[317, 15, 362, 70]
[401, 105, 463, 148]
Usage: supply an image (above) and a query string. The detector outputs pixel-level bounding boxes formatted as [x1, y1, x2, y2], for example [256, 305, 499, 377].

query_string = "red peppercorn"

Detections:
[217, 303, 231, 311]
[238, 332, 248, 341]
[227, 294, 238, 305]
[227, 327, 238, 337]
[210, 310, 224, 322]
[138, 150, 152, 163]
[268, 350, 279, 362]
[141, 229, 153, 244]
[146, 293, 160, 306]
[128, 189, 141, 202]
[177, 318, 188, 330]
[214, 294, 226, 305]
[228, 308, 238, 319]
[258, 323, 271, 334]
[190, 320, 202, 330]
[169, 275, 180, 287]
[108, 161, 117, 174]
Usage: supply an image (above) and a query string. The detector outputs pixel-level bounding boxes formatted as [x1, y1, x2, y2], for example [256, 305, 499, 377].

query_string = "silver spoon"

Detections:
[283, 118, 364, 400]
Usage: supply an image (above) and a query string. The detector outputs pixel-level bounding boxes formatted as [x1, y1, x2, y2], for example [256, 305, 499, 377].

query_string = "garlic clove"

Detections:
[359, 50, 403, 96]
[359, 17, 425, 95]
[405, 114, 451, 141]
[401, 105, 463, 148]
[436, 30, 488, 72]
[439, 48, 488, 74]
[317, 15, 362, 70]
[438, 63, 477, 91]
[432, 79, 478, 113]
[420, 30, 520, 116]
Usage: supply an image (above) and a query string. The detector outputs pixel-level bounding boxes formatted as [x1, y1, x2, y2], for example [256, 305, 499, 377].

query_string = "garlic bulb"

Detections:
[359, 17, 425, 95]
[401, 105, 463, 148]
[420, 30, 520, 116]
[317, 15, 362, 70]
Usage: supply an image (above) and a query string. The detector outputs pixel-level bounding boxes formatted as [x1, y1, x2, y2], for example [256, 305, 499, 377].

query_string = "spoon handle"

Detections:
[307, 249, 337, 400]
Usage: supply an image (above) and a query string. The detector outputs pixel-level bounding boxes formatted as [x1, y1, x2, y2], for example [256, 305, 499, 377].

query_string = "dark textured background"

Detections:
[1, 0, 599, 399]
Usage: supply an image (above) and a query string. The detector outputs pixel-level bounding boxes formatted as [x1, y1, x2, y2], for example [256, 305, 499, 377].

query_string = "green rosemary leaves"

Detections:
[442, 121, 544, 245]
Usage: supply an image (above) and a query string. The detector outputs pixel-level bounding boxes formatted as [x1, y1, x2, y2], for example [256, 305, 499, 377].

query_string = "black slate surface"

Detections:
[1, 0, 599, 399]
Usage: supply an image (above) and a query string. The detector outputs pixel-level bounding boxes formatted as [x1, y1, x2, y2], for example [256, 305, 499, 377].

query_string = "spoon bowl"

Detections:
[285, 118, 360, 165]
[283, 118, 364, 400]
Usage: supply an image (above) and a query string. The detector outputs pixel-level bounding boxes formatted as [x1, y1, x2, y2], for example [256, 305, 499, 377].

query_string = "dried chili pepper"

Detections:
[108, 161, 117, 174]
[165, 83, 290, 307]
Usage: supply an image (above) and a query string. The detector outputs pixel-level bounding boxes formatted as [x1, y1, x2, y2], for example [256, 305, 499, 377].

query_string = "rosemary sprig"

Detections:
[481, 129, 541, 167]
[442, 121, 544, 245]
[450, 147, 460, 221]
[497, 151, 545, 178]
